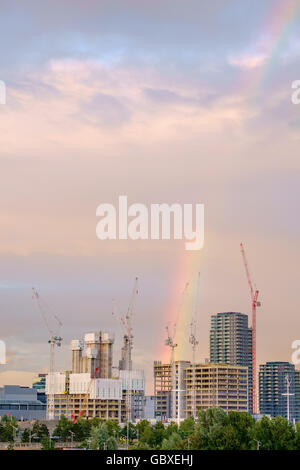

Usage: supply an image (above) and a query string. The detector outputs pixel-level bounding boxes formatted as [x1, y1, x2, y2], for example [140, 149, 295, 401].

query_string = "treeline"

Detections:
[131, 409, 300, 451]
[2, 408, 300, 450]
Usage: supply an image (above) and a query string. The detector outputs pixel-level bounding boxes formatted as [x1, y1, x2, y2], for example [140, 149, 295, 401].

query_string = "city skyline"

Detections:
[1, 0, 300, 393]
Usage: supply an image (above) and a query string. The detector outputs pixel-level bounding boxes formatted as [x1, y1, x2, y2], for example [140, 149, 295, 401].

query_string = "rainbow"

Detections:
[160, 0, 300, 364]
[160, 250, 203, 363]
[245, 0, 300, 101]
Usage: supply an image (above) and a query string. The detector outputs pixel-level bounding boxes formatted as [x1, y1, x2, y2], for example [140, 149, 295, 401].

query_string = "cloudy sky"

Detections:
[0, 0, 300, 393]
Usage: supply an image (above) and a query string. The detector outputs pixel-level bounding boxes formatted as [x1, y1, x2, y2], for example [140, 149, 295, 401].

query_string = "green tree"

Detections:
[0, 423, 6, 442]
[148, 421, 165, 448]
[106, 435, 118, 450]
[89, 423, 117, 450]
[136, 419, 151, 439]
[90, 417, 101, 428]
[179, 417, 195, 438]
[294, 422, 300, 449]
[165, 421, 178, 439]
[139, 424, 154, 446]
[120, 422, 136, 442]
[191, 409, 255, 450]
[53, 415, 73, 441]
[221, 412, 254, 450]
[130, 440, 151, 450]
[1, 416, 19, 443]
[41, 436, 55, 450]
[250, 415, 296, 450]
[193, 407, 227, 449]
[73, 417, 91, 442]
[32, 421, 49, 441]
[161, 432, 183, 450]
[21, 428, 30, 443]
[104, 420, 120, 439]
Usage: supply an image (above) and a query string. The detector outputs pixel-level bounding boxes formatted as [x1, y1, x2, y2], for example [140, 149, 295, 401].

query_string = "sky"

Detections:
[0, 0, 300, 394]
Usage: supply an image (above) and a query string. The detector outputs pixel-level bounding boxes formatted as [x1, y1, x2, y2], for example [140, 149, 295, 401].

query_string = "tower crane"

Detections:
[112, 277, 139, 372]
[189, 272, 200, 420]
[123, 276, 139, 372]
[240, 243, 261, 415]
[32, 287, 63, 420]
[165, 282, 189, 421]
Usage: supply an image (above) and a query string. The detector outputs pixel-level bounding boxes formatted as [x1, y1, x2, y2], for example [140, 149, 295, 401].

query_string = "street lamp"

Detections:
[282, 374, 294, 423]
[12, 425, 18, 445]
[29, 431, 37, 445]
[49, 431, 59, 448]
[69, 430, 75, 447]
[254, 439, 261, 450]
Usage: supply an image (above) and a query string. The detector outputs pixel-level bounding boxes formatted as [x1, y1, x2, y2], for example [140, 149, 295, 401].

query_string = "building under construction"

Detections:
[154, 360, 190, 420]
[46, 331, 145, 423]
[154, 360, 248, 420]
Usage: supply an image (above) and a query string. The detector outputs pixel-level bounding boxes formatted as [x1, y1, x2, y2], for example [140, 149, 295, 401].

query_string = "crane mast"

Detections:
[124, 277, 138, 429]
[32, 287, 63, 420]
[124, 276, 138, 372]
[113, 277, 138, 427]
[165, 325, 178, 421]
[240, 243, 261, 415]
[165, 282, 189, 422]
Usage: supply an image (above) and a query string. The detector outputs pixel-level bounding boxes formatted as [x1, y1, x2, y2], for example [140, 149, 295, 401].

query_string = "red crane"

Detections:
[240, 243, 261, 415]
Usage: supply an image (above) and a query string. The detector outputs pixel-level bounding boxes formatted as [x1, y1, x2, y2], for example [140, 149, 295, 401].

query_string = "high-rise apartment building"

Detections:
[210, 312, 252, 412]
[259, 361, 300, 422]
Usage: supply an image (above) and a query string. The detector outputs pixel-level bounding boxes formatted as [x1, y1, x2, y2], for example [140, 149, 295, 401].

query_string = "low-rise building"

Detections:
[0, 385, 46, 421]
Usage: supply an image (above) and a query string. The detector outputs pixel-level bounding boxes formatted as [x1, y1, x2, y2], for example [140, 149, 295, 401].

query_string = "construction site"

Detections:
[32, 278, 146, 425]
[47, 332, 145, 423]
[31, 243, 262, 425]
[153, 243, 259, 422]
